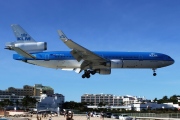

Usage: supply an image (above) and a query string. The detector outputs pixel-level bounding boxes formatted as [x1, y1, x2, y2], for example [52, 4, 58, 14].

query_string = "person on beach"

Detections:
[100, 111, 104, 120]
[65, 111, 73, 120]
[86, 112, 90, 120]
[49, 116, 52, 120]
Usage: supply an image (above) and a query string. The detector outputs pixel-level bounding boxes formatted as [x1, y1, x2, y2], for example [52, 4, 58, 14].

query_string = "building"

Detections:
[0, 94, 41, 107]
[0, 85, 34, 96]
[87, 102, 180, 111]
[34, 84, 54, 96]
[81, 94, 123, 106]
[83, 94, 180, 111]
[0, 84, 54, 96]
[132, 102, 179, 111]
[37, 94, 65, 112]
[81, 94, 148, 106]
[0, 84, 56, 108]
[121, 95, 147, 105]
[81, 94, 145, 106]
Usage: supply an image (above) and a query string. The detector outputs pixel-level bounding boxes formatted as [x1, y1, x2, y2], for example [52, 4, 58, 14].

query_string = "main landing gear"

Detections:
[152, 69, 157, 76]
[82, 70, 96, 78]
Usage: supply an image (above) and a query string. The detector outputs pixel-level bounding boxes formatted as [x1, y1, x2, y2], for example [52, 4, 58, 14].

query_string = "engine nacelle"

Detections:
[96, 69, 111, 75]
[6, 42, 47, 52]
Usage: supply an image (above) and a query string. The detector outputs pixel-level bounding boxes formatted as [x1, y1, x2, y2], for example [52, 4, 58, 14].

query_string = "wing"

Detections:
[57, 30, 108, 71]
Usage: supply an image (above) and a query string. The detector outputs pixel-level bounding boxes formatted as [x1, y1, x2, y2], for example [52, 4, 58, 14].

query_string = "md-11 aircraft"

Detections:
[5, 24, 174, 78]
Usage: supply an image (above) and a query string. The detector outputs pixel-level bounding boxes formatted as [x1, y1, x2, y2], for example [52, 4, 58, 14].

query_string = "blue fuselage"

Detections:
[13, 51, 174, 69]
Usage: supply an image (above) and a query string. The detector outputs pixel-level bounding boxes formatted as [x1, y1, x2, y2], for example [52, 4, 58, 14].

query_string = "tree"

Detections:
[153, 98, 157, 102]
[162, 96, 168, 101]
[169, 95, 178, 104]
[3, 99, 13, 106]
[0, 101, 5, 109]
[98, 102, 104, 107]
[15, 100, 19, 106]
[21, 95, 37, 110]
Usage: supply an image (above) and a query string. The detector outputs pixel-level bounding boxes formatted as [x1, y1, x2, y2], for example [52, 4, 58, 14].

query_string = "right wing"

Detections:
[57, 30, 108, 71]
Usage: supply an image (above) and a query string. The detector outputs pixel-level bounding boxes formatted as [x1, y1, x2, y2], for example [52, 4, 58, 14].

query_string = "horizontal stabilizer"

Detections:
[12, 47, 36, 59]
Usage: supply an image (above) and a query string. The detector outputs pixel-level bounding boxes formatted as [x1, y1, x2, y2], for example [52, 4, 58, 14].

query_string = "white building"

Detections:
[37, 94, 64, 112]
[81, 94, 124, 106]
[132, 102, 179, 111]
[81, 94, 147, 106]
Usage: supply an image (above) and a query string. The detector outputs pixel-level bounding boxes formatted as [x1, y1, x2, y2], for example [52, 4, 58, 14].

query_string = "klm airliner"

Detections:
[5, 24, 174, 78]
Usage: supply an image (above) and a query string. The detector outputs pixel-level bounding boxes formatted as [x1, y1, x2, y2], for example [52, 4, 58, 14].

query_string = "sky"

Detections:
[0, 0, 180, 102]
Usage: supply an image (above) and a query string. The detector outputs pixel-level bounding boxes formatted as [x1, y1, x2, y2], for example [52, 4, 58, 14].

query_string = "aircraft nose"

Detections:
[171, 58, 175, 65]
[168, 56, 175, 65]
[164, 55, 174, 66]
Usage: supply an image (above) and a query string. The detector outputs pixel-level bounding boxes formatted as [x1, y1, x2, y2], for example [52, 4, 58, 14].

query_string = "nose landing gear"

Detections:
[152, 69, 157, 76]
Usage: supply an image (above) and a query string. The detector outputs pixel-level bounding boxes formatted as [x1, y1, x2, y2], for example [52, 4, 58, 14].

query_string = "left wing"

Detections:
[57, 30, 108, 70]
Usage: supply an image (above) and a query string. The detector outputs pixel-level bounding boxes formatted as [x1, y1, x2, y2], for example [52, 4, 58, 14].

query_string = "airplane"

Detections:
[5, 24, 174, 78]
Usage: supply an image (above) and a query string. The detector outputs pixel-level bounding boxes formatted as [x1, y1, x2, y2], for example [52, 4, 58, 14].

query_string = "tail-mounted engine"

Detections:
[5, 42, 47, 53]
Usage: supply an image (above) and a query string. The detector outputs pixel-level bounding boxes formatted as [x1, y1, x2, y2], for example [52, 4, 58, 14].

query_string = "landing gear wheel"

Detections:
[153, 73, 157, 76]
[152, 68, 157, 76]
[82, 70, 91, 78]
[86, 74, 90, 78]
[90, 71, 96, 75]
[82, 74, 85, 78]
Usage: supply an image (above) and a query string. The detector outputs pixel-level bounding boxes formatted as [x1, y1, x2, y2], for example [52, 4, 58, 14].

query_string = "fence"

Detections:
[125, 113, 180, 118]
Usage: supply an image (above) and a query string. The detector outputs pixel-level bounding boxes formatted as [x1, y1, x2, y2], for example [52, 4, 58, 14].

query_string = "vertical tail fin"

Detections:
[11, 24, 36, 42]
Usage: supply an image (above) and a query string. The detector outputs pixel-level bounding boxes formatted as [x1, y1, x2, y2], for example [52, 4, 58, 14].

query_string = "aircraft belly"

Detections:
[27, 60, 81, 69]
[122, 60, 163, 68]
[27, 59, 170, 70]
[58, 60, 81, 68]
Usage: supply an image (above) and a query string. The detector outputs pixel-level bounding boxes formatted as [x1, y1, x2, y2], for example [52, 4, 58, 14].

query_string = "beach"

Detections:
[3, 115, 120, 120]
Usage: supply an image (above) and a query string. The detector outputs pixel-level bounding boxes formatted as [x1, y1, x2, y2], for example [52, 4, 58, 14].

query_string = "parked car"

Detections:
[119, 114, 133, 120]
[105, 112, 112, 118]
[111, 114, 119, 119]
[93, 113, 101, 117]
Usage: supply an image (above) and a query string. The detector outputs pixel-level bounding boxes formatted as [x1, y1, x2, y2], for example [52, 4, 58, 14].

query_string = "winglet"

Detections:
[57, 30, 68, 42]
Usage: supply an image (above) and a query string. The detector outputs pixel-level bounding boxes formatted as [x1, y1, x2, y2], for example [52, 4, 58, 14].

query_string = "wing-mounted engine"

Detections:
[5, 42, 47, 53]
[96, 68, 111, 75]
